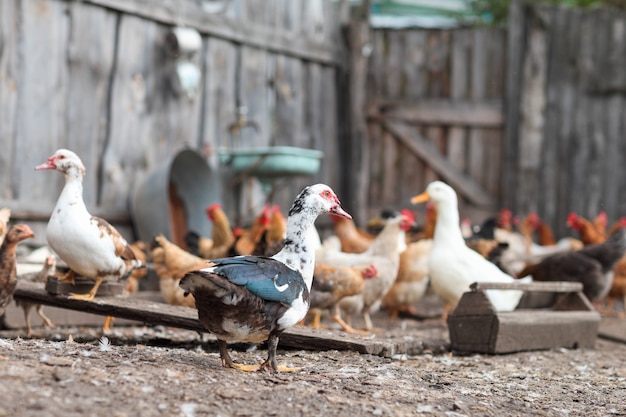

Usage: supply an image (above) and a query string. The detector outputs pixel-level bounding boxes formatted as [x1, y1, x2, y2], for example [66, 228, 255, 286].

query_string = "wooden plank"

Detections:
[383, 119, 494, 207]
[425, 30, 450, 97]
[470, 281, 583, 292]
[83, 0, 339, 65]
[344, 20, 371, 226]
[502, 0, 525, 211]
[65, 2, 118, 207]
[380, 100, 503, 127]
[0, 200, 131, 224]
[13, 281, 419, 357]
[14, 0, 69, 207]
[404, 30, 428, 100]
[447, 29, 469, 184]
[0, 0, 19, 200]
[468, 29, 489, 192]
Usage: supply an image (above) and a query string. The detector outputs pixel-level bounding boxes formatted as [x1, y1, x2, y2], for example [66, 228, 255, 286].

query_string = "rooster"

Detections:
[567, 212, 606, 246]
[185, 203, 236, 260]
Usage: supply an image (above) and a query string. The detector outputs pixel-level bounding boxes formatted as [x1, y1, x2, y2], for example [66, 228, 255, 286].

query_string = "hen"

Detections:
[319, 212, 410, 331]
[259, 205, 287, 257]
[411, 181, 530, 318]
[567, 212, 606, 246]
[308, 263, 378, 332]
[35, 149, 144, 300]
[151, 234, 207, 308]
[16, 255, 57, 336]
[0, 225, 35, 318]
[179, 184, 351, 373]
[0, 207, 10, 246]
[382, 238, 432, 319]
[331, 215, 373, 254]
[186, 203, 236, 259]
[517, 229, 626, 304]
[231, 205, 271, 256]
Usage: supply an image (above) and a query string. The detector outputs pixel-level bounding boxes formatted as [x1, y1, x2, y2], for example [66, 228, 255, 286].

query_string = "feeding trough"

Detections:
[447, 281, 601, 355]
[219, 146, 323, 191]
[131, 149, 221, 247]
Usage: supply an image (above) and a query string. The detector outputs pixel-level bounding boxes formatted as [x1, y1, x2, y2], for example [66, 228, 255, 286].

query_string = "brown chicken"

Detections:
[0, 208, 10, 246]
[331, 215, 374, 254]
[567, 212, 606, 246]
[0, 225, 35, 317]
[421, 203, 438, 240]
[593, 211, 608, 235]
[382, 238, 432, 319]
[151, 234, 208, 308]
[16, 255, 57, 336]
[231, 205, 271, 256]
[186, 203, 236, 260]
[259, 205, 287, 257]
[308, 263, 378, 332]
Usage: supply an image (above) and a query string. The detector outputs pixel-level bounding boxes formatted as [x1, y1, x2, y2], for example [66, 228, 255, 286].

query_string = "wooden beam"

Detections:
[374, 99, 503, 128]
[12, 281, 434, 357]
[0, 200, 131, 224]
[382, 119, 494, 207]
[82, 0, 339, 65]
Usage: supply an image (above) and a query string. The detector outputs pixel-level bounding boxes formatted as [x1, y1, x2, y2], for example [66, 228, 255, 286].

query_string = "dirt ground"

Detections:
[1, 314, 625, 417]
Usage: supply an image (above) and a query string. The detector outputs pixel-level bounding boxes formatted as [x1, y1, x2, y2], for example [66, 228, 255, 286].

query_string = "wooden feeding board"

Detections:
[447, 281, 601, 355]
[12, 280, 443, 357]
[45, 276, 125, 296]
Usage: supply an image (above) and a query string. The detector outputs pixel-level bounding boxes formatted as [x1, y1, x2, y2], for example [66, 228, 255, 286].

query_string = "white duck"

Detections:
[411, 181, 529, 316]
[35, 149, 143, 300]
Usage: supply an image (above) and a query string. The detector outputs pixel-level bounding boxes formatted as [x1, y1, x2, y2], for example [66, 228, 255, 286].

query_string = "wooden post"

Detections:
[502, 0, 525, 211]
[343, 3, 371, 226]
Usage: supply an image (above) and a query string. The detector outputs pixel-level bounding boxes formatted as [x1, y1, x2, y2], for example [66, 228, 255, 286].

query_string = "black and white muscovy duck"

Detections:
[179, 184, 351, 373]
[35, 149, 144, 300]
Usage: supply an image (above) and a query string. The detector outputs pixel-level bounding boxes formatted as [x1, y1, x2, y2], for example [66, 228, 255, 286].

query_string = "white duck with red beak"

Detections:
[35, 149, 143, 300]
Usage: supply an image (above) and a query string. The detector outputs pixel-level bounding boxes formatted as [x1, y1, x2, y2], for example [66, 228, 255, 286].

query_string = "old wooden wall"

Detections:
[505, 2, 626, 238]
[364, 26, 506, 223]
[0, 0, 346, 244]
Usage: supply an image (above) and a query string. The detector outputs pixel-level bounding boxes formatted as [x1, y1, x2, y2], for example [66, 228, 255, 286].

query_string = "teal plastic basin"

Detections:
[219, 146, 323, 178]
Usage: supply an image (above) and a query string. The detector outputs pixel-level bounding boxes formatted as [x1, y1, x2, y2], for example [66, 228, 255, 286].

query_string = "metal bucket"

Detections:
[130, 149, 221, 247]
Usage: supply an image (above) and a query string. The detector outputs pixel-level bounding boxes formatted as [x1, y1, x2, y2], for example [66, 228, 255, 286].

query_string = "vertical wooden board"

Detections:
[424, 126, 444, 186]
[367, 30, 386, 98]
[241, 0, 271, 25]
[584, 97, 607, 217]
[403, 30, 428, 100]
[381, 130, 399, 206]
[316, 65, 339, 189]
[447, 29, 470, 183]
[367, 120, 383, 205]
[468, 29, 488, 196]
[14, 0, 70, 205]
[425, 30, 450, 98]
[101, 15, 161, 210]
[64, 2, 118, 207]
[238, 46, 270, 148]
[273, 55, 305, 147]
[0, 0, 19, 200]
[385, 30, 405, 99]
[202, 37, 238, 160]
[540, 7, 568, 226]
[601, 95, 623, 221]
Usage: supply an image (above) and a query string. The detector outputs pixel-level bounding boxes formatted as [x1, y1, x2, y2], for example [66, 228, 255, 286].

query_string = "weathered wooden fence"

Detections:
[0, 0, 346, 244]
[3, 0, 626, 244]
[361, 26, 507, 223]
[505, 2, 626, 238]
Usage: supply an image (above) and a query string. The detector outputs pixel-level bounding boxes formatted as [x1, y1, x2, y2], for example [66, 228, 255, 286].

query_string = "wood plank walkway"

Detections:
[12, 281, 449, 357]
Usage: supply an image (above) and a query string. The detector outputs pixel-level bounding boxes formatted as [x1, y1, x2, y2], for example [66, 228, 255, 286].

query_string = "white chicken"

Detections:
[35, 149, 143, 300]
[317, 212, 410, 331]
[411, 181, 530, 317]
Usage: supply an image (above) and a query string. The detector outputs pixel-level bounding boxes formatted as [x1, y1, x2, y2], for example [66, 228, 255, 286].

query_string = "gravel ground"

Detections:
[0, 322, 625, 417]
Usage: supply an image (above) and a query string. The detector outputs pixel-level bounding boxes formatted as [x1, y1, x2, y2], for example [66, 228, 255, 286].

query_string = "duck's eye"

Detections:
[322, 190, 330, 198]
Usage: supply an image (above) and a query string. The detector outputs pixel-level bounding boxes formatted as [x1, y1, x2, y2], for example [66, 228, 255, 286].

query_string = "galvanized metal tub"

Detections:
[131, 149, 221, 247]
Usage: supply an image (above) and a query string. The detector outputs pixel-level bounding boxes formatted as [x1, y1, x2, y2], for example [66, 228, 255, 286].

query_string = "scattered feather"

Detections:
[98, 336, 111, 352]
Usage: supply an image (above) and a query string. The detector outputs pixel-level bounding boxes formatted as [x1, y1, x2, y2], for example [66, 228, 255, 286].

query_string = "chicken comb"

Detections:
[400, 209, 416, 223]
[566, 212, 580, 228]
[206, 203, 222, 221]
[260, 205, 272, 225]
[362, 264, 378, 279]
